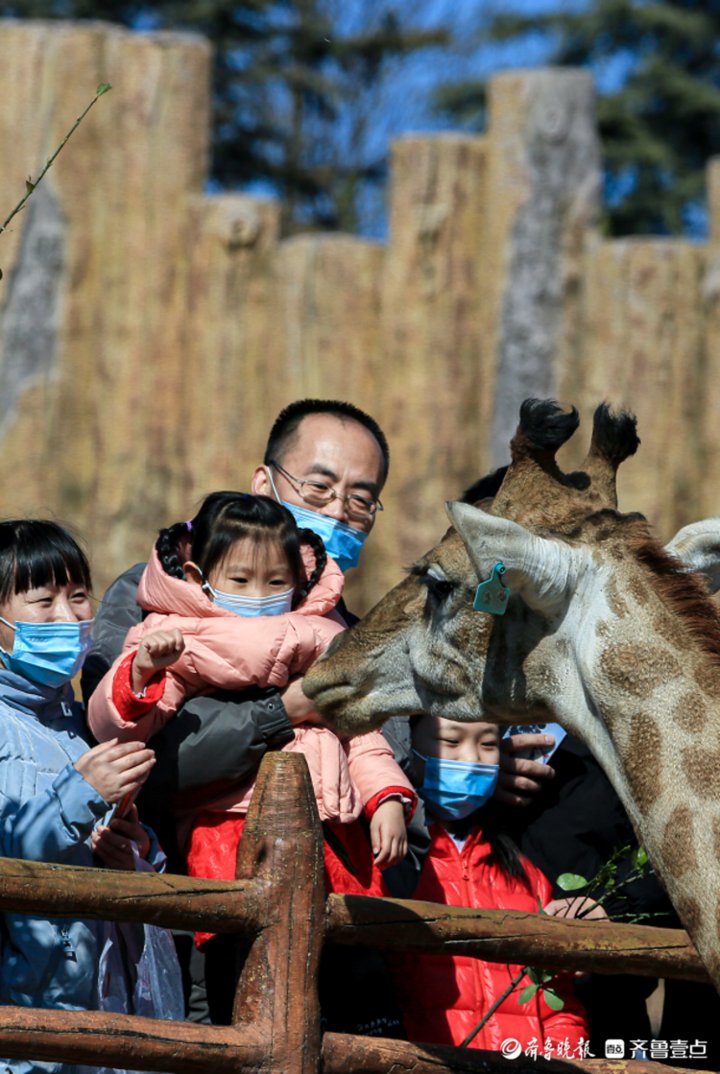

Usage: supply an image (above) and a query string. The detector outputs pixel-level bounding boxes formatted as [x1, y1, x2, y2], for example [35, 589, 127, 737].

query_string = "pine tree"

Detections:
[434, 0, 720, 237]
[2, 0, 445, 233]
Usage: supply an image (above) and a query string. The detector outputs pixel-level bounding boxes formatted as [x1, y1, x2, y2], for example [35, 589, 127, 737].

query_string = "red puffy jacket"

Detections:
[391, 823, 589, 1054]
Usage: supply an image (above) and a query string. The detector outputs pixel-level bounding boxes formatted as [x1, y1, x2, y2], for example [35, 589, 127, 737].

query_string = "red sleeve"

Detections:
[363, 786, 417, 822]
[111, 650, 167, 722]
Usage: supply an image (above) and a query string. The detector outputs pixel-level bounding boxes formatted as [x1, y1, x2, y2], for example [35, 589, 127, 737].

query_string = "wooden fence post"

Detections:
[232, 751, 325, 1074]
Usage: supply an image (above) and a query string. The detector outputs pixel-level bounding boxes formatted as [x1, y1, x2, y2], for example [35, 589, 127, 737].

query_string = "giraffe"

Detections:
[304, 399, 720, 992]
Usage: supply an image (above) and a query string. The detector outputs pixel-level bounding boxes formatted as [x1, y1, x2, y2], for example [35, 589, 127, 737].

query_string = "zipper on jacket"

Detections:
[58, 924, 77, 962]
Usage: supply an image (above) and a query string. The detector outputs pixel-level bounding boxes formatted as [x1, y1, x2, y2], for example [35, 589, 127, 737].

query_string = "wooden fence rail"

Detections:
[0, 866, 707, 983]
[0, 753, 712, 1074]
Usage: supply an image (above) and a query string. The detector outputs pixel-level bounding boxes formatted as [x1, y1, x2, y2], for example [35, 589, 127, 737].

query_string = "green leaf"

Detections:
[543, 987, 565, 1011]
[633, 847, 649, 869]
[526, 967, 553, 984]
[518, 983, 539, 1005]
[25, 178, 35, 194]
[557, 872, 589, 892]
[96, 82, 112, 96]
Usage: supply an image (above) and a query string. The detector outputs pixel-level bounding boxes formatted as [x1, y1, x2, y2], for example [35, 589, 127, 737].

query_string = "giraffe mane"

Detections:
[630, 530, 720, 668]
[572, 510, 720, 667]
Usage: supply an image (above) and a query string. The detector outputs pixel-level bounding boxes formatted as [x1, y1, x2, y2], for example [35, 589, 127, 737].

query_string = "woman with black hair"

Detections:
[0, 519, 162, 1072]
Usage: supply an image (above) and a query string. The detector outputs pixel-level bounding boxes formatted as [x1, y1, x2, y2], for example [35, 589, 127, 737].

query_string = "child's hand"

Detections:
[74, 739, 155, 805]
[542, 895, 606, 981]
[543, 896, 608, 921]
[92, 805, 151, 870]
[131, 628, 184, 693]
[369, 799, 407, 869]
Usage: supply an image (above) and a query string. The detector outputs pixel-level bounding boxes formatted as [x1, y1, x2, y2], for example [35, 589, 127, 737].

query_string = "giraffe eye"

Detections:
[418, 572, 455, 601]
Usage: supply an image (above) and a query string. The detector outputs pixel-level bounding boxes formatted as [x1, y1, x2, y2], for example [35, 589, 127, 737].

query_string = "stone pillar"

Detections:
[178, 192, 281, 499]
[269, 235, 386, 610]
[577, 239, 706, 535]
[483, 68, 601, 465]
[377, 133, 488, 588]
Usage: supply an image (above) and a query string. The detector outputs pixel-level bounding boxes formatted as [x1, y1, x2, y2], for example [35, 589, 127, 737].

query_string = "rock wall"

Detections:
[0, 21, 718, 612]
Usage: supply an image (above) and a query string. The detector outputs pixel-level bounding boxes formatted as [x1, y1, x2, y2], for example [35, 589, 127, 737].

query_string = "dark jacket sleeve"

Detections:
[145, 688, 294, 796]
[81, 563, 146, 707]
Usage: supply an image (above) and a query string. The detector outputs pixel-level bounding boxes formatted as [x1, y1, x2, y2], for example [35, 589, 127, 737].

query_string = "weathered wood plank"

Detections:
[325, 894, 707, 982]
[0, 858, 263, 933]
[233, 751, 325, 1074]
[0, 1008, 262, 1073]
[322, 1031, 714, 1074]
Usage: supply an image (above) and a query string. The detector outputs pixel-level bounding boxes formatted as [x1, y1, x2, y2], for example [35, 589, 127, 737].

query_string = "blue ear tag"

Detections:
[473, 562, 509, 615]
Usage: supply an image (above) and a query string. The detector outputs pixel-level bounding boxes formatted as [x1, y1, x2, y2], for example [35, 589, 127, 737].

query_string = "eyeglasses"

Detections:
[270, 460, 383, 521]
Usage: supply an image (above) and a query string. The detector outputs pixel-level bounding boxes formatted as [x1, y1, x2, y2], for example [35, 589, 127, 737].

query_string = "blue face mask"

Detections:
[280, 499, 367, 573]
[0, 616, 94, 688]
[202, 581, 295, 618]
[413, 750, 500, 821]
[265, 467, 368, 572]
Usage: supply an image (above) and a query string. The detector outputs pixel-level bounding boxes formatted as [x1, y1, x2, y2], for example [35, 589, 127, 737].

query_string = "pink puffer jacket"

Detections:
[88, 545, 415, 825]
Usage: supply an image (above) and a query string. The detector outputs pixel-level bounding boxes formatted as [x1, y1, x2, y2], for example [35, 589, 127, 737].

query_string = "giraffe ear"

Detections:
[446, 501, 576, 613]
[665, 518, 720, 594]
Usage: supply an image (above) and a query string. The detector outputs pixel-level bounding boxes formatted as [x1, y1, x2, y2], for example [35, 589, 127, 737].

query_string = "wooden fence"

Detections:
[0, 753, 712, 1074]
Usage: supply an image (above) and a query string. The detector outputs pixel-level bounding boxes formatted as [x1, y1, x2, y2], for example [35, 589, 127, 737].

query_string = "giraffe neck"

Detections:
[561, 611, 720, 991]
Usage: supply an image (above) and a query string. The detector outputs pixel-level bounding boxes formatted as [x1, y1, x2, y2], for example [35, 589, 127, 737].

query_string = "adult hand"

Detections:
[495, 731, 555, 806]
[282, 676, 330, 727]
[75, 739, 155, 804]
[92, 805, 151, 870]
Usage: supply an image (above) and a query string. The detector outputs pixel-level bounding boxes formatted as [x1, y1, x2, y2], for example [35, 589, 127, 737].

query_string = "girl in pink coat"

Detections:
[88, 492, 415, 924]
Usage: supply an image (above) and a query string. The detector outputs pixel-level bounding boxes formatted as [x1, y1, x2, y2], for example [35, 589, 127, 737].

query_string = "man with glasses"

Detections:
[254, 399, 386, 589]
[83, 397, 390, 785]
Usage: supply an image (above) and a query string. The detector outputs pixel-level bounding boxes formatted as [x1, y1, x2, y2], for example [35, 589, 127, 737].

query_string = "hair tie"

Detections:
[185, 520, 193, 532]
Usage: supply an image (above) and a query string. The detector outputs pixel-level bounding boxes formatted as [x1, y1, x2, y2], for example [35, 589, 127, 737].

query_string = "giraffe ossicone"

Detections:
[304, 399, 720, 993]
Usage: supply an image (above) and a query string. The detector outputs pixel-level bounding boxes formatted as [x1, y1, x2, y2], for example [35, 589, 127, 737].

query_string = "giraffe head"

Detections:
[304, 399, 719, 749]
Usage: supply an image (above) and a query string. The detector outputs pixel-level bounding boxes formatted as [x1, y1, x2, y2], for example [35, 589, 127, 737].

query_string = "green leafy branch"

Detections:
[556, 844, 663, 923]
[461, 964, 565, 1048]
[0, 82, 112, 279]
[461, 843, 661, 1047]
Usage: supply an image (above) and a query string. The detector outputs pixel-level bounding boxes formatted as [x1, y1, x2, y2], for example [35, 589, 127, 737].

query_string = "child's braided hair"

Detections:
[295, 527, 327, 596]
[155, 492, 328, 599]
[156, 521, 191, 580]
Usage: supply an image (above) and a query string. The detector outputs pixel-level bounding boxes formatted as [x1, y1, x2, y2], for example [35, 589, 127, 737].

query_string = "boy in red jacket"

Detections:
[392, 715, 589, 1059]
